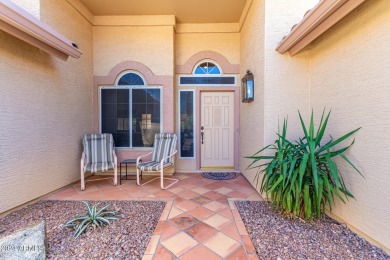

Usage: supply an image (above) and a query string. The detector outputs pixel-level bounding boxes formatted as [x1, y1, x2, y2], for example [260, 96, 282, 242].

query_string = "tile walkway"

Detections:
[45, 173, 262, 259]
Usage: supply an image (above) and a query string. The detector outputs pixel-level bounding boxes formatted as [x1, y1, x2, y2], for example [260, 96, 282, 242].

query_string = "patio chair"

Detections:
[80, 133, 117, 191]
[136, 133, 178, 189]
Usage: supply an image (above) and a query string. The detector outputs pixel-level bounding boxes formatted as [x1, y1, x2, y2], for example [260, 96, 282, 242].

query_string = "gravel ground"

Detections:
[235, 201, 389, 260]
[0, 200, 165, 259]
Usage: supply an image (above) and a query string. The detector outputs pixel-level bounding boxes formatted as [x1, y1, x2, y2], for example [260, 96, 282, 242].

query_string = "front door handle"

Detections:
[201, 126, 204, 144]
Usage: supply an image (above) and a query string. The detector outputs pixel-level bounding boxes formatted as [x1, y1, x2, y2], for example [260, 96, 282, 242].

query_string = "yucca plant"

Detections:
[64, 201, 119, 238]
[247, 109, 363, 220]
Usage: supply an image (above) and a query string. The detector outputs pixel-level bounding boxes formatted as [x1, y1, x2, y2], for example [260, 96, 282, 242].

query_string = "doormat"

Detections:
[201, 172, 239, 180]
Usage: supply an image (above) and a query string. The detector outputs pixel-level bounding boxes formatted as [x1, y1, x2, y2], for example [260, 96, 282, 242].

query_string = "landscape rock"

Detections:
[0, 221, 46, 260]
[235, 201, 390, 260]
[0, 200, 165, 259]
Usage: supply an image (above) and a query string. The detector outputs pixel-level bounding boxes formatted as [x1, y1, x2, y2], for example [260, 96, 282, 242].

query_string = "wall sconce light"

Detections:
[242, 70, 254, 103]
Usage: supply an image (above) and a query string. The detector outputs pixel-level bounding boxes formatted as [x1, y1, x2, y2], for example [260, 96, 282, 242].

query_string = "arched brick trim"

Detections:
[94, 60, 170, 86]
[93, 61, 174, 162]
[176, 51, 239, 74]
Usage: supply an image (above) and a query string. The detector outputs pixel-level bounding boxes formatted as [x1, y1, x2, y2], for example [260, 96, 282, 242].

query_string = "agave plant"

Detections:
[247, 109, 362, 220]
[64, 201, 119, 238]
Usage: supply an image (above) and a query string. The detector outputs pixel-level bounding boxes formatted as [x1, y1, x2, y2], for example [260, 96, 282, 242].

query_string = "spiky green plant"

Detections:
[64, 201, 119, 238]
[246, 109, 363, 220]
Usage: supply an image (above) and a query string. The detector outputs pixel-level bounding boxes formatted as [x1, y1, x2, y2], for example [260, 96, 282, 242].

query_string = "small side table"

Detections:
[120, 159, 142, 185]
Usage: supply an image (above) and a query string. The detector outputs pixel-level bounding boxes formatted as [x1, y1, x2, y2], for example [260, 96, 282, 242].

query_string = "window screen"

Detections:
[101, 89, 130, 147]
[132, 89, 161, 147]
[100, 88, 161, 148]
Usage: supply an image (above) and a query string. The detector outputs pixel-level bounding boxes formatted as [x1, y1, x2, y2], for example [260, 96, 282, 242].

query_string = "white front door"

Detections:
[200, 92, 234, 169]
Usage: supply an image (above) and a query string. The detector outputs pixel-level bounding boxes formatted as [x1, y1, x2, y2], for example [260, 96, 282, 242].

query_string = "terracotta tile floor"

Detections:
[45, 173, 262, 259]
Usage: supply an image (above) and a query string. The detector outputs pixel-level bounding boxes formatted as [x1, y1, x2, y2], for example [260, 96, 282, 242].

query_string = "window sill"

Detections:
[178, 157, 195, 160]
[276, 0, 367, 56]
[0, 0, 82, 60]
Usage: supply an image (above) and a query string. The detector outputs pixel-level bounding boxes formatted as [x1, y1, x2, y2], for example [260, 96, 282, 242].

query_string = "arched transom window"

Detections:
[116, 71, 145, 85]
[194, 62, 221, 75]
[179, 60, 236, 86]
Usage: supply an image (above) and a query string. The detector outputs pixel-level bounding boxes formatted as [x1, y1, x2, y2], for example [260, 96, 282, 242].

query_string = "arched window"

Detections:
[117, 72, 145, 85]
[179, 60, 236, 86]
[194, 62, 221, 75]
[100, 71, 161, 148]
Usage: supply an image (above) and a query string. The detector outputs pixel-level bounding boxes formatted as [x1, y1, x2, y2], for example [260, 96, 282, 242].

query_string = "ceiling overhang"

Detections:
[77, 0, 247, 24]
[67, 0, 253, 33]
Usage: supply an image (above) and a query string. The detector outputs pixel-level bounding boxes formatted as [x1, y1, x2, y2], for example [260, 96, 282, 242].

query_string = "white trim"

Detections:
[99, 85, 162, 149]
[114, 70, 147, 86]
[178, 59, 237, 87]
[178, 90, 196, 159]
[0, 0, 82, 60]
[192, 59, 222, 75]
[178, 75, 237, 87]
[276, 0, 367, 55]
[129, 87, 133, 147]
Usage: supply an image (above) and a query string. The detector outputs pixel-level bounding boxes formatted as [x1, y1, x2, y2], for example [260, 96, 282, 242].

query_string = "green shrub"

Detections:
[64, 201, 119, 238]
[246, 109, 362, 220]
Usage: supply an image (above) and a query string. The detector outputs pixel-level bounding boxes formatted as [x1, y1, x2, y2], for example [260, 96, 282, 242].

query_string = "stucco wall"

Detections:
[175, 32, 240, 66]
[92, 23, 175, 163]
[239, 0, 265, 186]
[93, 25, 174, 77]
[0, 0, 93, 213]
[11, 0, 40, 18]
[263, 0, 313, 144]
[309, 0, 390, 251]
[240, 0, 314, 188]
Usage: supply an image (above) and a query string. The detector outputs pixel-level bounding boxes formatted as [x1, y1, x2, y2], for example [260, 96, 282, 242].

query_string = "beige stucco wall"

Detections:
[92, 22, 175, 164]
[0, 0, 93, 213]
[175, 32, 240, 66]
[11, 0, 40, 18]
[93, 25, 174, 76]
[239, 0, 265, 186]
[309, 0, 390, 251]
[239, 0, 313, 188]
[263, 0, 313, 144]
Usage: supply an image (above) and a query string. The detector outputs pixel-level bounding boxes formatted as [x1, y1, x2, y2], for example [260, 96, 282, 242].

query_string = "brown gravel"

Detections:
[235, 201, 389, 260]
[0, 200, 165, 259]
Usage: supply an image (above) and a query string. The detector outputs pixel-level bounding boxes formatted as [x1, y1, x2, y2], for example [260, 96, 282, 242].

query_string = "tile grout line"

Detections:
[47, 174, 263, 259]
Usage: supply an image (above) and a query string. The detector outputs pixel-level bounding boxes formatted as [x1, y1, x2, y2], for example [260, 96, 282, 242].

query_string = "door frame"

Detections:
[196, 87, 240, 171]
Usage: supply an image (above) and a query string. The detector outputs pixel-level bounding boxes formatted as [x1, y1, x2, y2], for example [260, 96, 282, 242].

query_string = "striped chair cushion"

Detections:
[151, 133, 177, 163]
[137, 161, 173, 171]
[85, 162, 115, 172]
[83, 133, 115, 173]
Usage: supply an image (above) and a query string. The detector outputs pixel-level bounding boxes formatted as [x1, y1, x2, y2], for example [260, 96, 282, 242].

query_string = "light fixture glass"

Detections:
[242, 70, 254, 103]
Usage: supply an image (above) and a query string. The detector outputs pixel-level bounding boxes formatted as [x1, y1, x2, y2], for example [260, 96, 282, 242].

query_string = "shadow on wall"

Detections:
[0, 31, 56, 71]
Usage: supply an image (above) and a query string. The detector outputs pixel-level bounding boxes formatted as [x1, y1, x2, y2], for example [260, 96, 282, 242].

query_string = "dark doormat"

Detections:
[201, 172, 239, 180]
